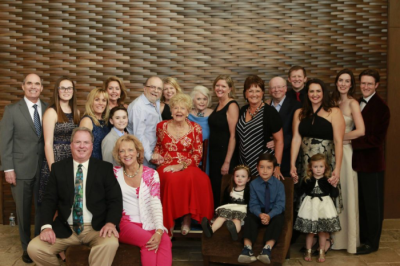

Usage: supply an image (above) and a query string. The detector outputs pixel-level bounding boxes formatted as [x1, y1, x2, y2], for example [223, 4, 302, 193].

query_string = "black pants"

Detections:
[358, 171, 384, 250]
[243, 212, 285, 245]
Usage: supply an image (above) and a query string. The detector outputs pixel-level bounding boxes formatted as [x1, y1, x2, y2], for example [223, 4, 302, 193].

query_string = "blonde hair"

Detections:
[103, 76, 128, 106]
[169, 93, 192, 112]
[190, 85, 212, 108]
[305, 153, 331, 182]
[161, 77, 182, 102]
[213, 74, 236, 99]
[84, 88, 110, 126]
[112, 134, 145, 166]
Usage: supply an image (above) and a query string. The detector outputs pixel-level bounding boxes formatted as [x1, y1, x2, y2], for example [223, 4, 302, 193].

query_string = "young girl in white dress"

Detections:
[294, 154, 341, 263]
[202, 165, 251, 241]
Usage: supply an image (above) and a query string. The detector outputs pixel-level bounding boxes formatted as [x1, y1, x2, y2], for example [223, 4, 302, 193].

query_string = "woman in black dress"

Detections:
[236, 75, 284, 178]
[208, 74, 239, 208]
[160, 77, 182, 120]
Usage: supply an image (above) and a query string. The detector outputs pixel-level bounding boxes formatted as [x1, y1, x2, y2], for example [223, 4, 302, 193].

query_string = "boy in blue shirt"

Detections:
[238, 153, 286, 264]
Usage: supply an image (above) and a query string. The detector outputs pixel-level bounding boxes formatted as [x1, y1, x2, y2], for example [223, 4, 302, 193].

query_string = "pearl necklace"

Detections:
[124, 164, 141, 178]
[248, 102, 263, 119]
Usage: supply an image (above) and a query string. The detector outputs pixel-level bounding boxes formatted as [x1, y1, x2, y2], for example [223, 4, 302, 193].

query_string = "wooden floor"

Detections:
[1, 220, 400, 265]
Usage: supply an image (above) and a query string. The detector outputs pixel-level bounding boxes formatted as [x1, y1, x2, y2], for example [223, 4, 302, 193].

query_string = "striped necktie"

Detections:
[33, 104, 41, 137]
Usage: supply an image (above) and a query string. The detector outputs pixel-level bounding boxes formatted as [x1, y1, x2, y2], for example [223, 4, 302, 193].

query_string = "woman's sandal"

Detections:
[318, 249, 325, 263]
[304, 249, 312, 262]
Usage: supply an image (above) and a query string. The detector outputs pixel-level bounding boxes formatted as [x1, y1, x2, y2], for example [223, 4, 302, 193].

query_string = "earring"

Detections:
[137, 154, 139, 158]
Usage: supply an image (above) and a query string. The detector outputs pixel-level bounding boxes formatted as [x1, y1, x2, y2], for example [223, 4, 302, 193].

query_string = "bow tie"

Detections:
[360, 99, 367, 104]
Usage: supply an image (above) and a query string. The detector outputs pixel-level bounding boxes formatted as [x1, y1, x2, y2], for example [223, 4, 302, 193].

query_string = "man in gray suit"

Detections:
[0, 73, 48, 263]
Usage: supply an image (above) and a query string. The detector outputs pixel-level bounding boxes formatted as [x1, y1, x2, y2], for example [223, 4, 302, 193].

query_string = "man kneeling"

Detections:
[28, 127, 123, 266]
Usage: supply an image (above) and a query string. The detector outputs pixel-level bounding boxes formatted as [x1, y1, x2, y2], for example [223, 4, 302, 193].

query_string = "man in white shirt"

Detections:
[0, 73, 48, 263]
[127, 76, 163, 168]
[27, 127, 122, 266]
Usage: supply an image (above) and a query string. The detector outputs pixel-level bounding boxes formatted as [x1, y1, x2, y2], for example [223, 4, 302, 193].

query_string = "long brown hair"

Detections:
[305, 153, 331, 182]
[299, 79, 333, 120]
[103, 76, 128, 106]
[52, 77, 80, 124]
[330, 69, 356, 106]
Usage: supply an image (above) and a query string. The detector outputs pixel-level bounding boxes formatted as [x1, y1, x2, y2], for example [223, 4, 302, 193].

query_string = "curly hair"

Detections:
[299, 79, 333, 120]
[190, 85, 212, 108]
[169, 93, 193, 112]
[304, 153, 331, 182]
[112, 134, 145, 166]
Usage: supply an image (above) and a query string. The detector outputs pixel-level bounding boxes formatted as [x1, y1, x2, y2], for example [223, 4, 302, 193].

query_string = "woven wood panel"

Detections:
[0, 0, 388, 118]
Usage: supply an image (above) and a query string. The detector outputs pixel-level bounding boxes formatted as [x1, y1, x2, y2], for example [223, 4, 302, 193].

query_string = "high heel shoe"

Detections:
[181, 216, 191, 235]
[304, 249, 312, 262]
[318, 249, 325, 263]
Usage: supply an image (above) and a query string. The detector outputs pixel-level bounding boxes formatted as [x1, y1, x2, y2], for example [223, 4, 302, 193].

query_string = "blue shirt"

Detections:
[249, 176, 285, 218]
[127, 94, 162, 168]
[271, 96, 286, 112]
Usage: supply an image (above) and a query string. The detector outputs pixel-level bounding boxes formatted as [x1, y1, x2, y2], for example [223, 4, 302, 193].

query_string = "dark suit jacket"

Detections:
[40, 157, 123, 238]
[0, 98, 48, 179]
[272, 97, 302, 177]
[352, 93, 390, 172]
[286, 88, 307, 104]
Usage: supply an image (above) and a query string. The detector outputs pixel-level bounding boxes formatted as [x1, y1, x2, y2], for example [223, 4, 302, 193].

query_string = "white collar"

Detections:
[363, 92, 376, 103]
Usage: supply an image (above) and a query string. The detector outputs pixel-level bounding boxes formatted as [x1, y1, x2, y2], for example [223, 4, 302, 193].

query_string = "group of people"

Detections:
[0, 65, 390, 265]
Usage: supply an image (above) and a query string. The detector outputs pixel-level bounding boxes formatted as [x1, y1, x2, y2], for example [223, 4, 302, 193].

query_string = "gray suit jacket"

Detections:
[0, 98, 48, 179]
[101, 128, 121, 167]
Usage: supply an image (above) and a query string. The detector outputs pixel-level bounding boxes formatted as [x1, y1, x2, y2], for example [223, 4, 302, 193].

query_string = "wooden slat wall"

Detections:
[0, 0, 388, 117]
[0, 0, 389, 223]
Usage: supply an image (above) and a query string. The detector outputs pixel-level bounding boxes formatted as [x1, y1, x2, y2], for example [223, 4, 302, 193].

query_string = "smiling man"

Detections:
[352, 69, 390, 255]
[286, 66, 308, 103]
[27, 127, 122, 266]
[0, 73, 48, 263]
[127, 76, 163, 168]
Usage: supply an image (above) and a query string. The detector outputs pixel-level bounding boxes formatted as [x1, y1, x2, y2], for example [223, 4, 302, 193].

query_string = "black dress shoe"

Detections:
[225, 220, 238, 241]
[22, 251, 33, 263]
[356, 244, 376, 255]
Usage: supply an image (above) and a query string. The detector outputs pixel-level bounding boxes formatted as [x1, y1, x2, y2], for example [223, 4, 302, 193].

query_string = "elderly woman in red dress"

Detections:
[152, 93, 214, 236]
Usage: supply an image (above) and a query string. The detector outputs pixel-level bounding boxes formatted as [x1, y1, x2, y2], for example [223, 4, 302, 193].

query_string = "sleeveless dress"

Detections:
[161, 104, 172, 120]
[188, 114, 210, 175]
[298, 106, 343, 213]
[208, 100, 239, 208]
[82, 115, 110, 160]
[155, 120, 214, 234]
[38, 111, 78, 204]
[331, 115, 360, 253]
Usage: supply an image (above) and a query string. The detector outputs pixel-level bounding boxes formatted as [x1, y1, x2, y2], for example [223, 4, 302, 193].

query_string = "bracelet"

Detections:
[181, 161, 188, 170]
[156, 230, 163, 235]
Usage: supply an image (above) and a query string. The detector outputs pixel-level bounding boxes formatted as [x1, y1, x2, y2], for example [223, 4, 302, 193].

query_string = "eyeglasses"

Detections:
[270, 85, 286, 91]
[145, 85, 163, 92]
[59, 87, 73, 92]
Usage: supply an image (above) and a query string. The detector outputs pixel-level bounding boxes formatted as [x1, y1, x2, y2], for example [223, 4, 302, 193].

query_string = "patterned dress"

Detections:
[82, 115, 110, 160]
[38, 111, 78, 204]
[155, 119, 214, 234]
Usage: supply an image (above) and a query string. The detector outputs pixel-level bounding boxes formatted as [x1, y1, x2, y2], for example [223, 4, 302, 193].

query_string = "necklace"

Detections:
[197, 110, 205, 117]
[124, 164, 141, 178]
[248, 102, 263, 119]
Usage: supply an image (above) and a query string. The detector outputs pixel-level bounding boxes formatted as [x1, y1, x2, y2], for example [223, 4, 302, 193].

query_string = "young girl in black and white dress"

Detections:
[294, 153, 341, 263]
[202, 165, 251, 241]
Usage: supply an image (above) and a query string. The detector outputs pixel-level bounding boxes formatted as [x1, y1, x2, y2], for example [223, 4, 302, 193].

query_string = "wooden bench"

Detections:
[201, 175, 294, 266]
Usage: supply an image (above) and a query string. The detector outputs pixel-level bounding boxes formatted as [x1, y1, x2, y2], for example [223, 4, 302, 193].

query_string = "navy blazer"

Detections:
[40, 157, 123, 238]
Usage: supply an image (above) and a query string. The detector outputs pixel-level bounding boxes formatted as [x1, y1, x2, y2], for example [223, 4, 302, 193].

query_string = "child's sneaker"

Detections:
[257, 248, 271, 264]
[238, 246, 257, 263]
[201, 217, 213, 238]
[225, 220, 238, 241]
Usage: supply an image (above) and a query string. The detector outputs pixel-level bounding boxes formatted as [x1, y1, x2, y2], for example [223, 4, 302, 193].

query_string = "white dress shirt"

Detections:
[360, 92, 375, 111]
[24, 96, 43, 124]
[127, 94, 161, 168]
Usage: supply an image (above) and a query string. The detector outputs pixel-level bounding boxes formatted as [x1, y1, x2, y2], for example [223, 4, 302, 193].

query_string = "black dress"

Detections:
[161, 104, 172, 120]
[208, 100, 239, 208]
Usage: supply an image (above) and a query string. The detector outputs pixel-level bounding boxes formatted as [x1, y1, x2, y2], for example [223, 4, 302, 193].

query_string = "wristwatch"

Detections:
[276, 163, 281, 167]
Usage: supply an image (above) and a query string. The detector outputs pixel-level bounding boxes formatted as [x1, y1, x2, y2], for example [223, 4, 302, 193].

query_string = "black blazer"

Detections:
[286, 88, 307, 104]
[272, 97, 302, 176]
[40, 157, 123, 238]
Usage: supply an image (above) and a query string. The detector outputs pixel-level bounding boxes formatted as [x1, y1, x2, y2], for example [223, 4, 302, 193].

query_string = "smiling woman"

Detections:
[103, 76, 128, 110]
[79, 88, 111, 160]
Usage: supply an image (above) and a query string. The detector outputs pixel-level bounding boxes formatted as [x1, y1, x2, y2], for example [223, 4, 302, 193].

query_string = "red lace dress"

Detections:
[155, 120, 214, 233]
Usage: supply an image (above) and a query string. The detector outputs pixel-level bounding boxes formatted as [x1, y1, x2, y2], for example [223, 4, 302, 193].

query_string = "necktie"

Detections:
[264, 182, 270, 213]
[73, 164, 84, 235]
[296, 92, 301, 102]
[33, 104, 41, 137]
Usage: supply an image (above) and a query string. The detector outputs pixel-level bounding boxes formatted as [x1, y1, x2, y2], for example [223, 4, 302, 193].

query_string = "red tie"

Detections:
[296, 92, 301, 102]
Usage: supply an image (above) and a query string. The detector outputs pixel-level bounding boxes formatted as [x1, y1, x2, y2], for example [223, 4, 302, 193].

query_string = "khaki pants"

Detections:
[28, 225, 118, 266]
